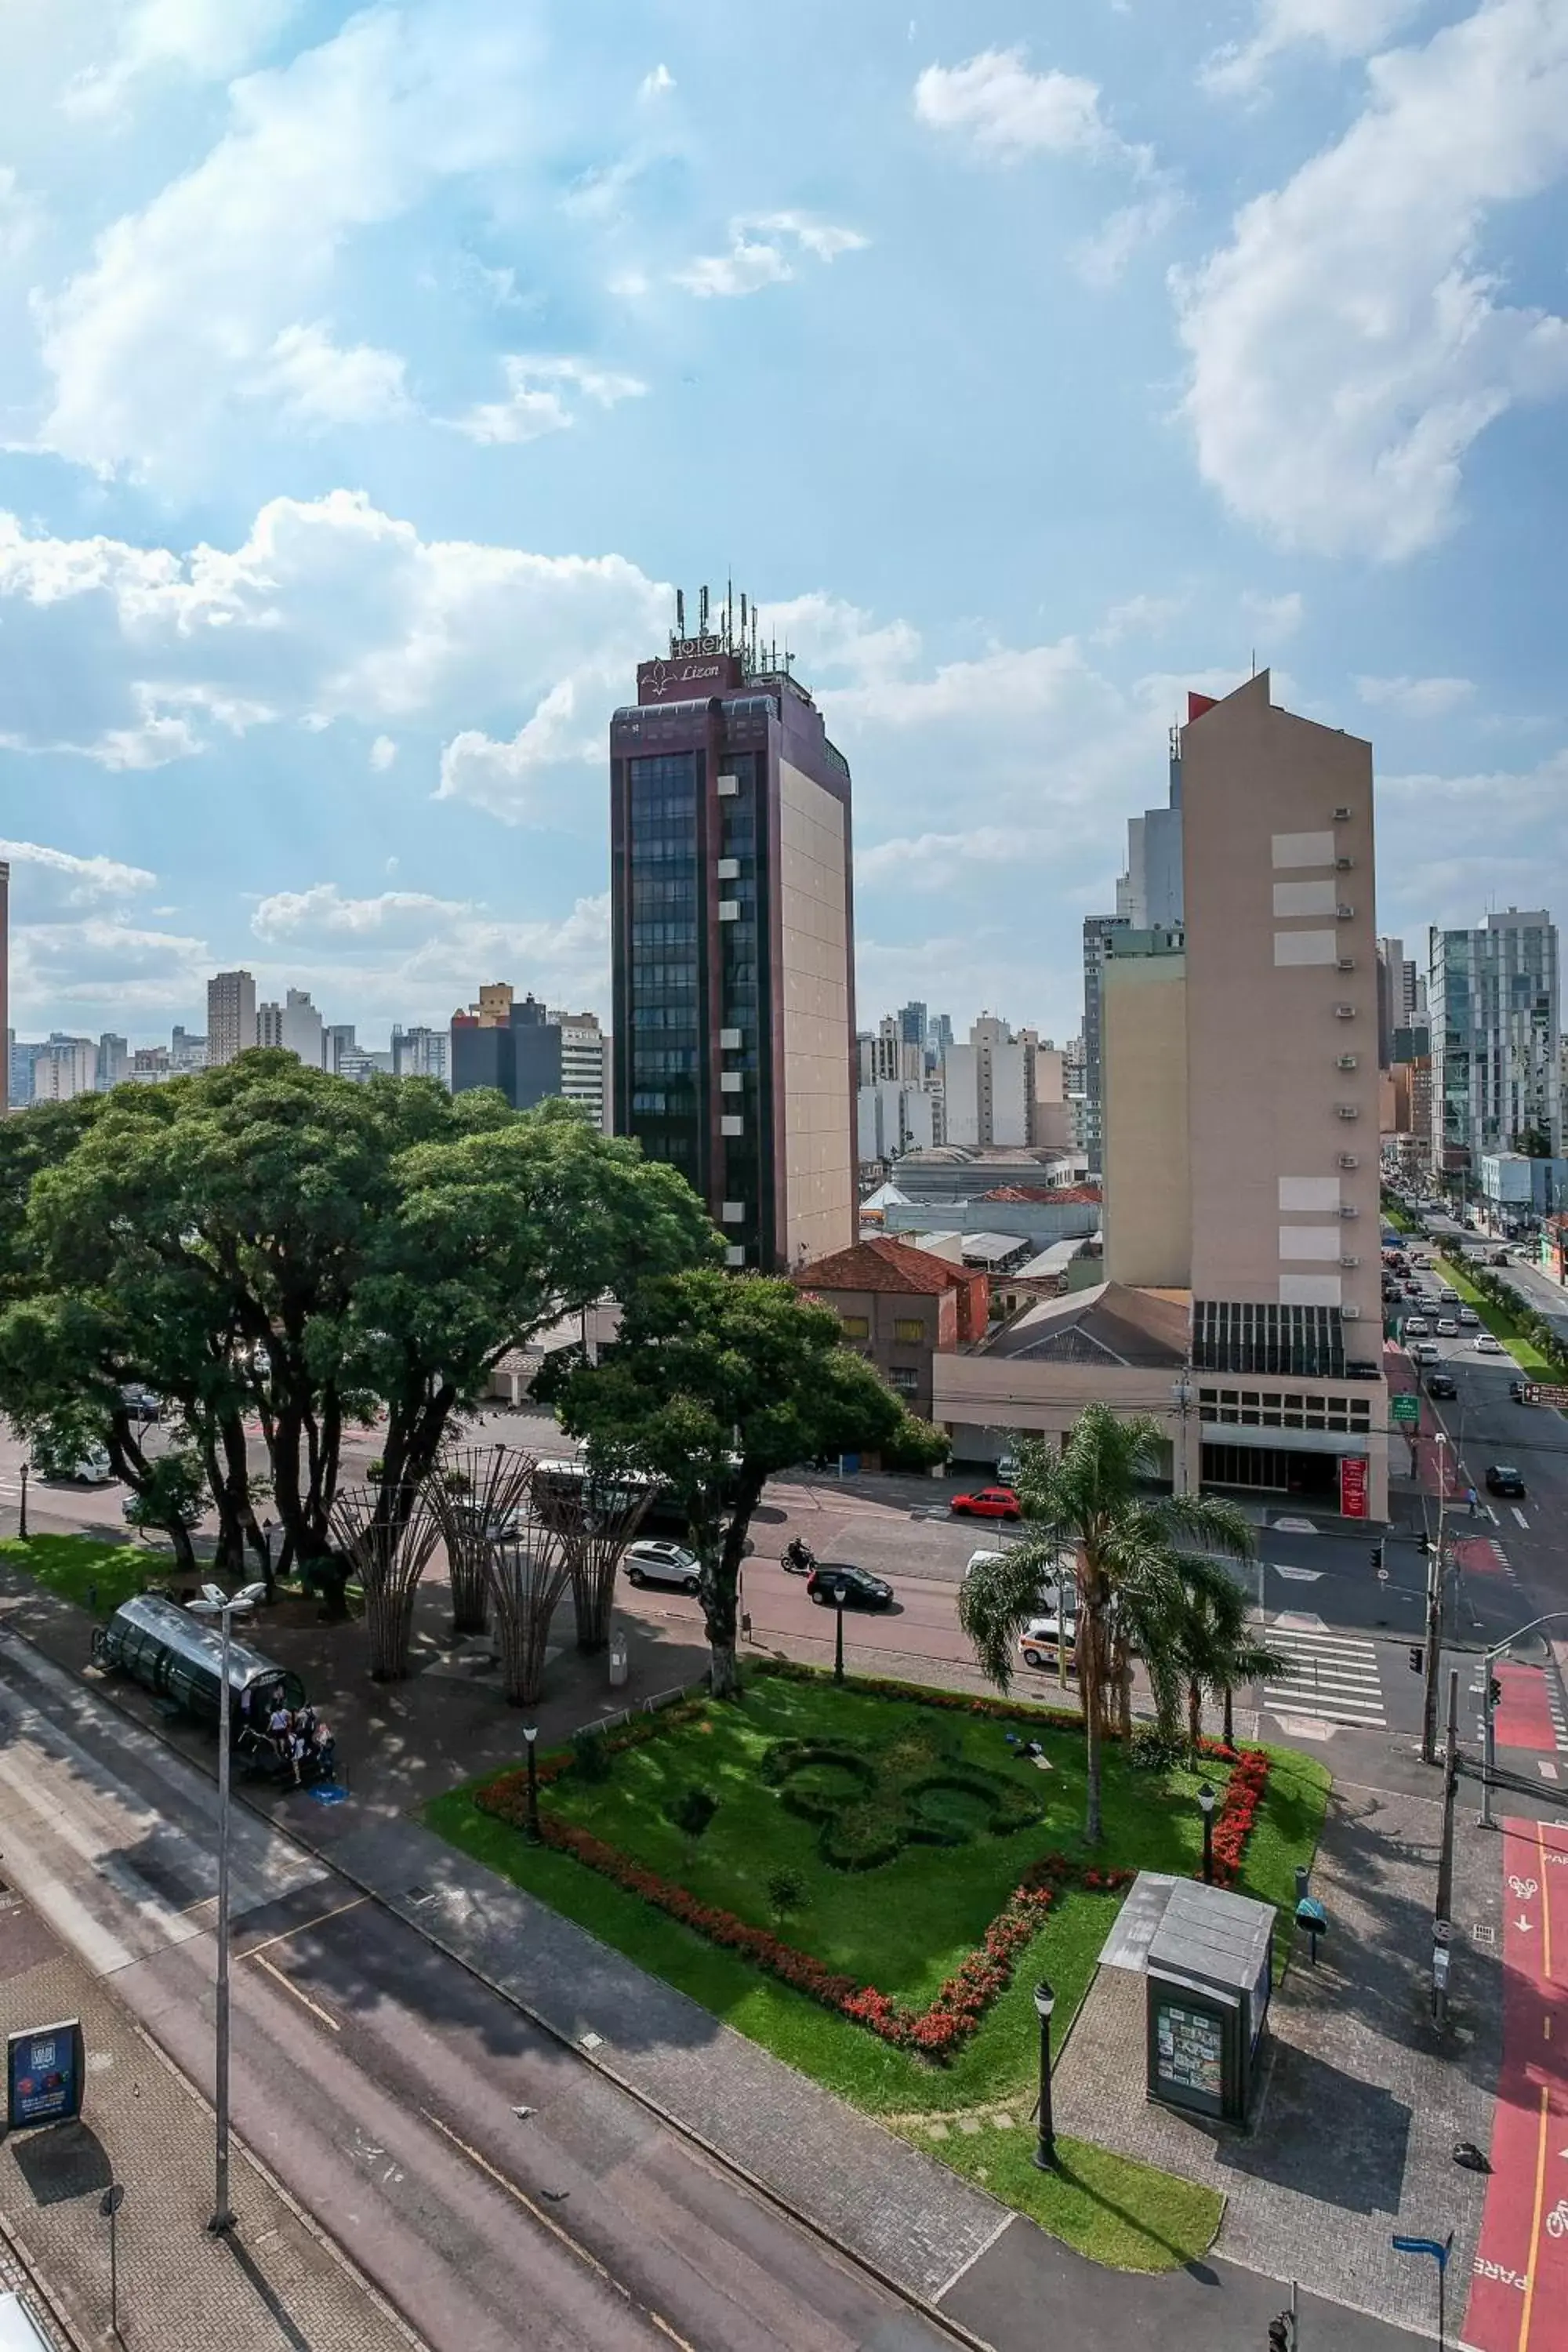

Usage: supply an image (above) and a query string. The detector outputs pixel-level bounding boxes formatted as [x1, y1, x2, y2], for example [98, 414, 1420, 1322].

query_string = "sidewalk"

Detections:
[1051, 1777, 1500, 2337]
[0, 1884, 421, 2352]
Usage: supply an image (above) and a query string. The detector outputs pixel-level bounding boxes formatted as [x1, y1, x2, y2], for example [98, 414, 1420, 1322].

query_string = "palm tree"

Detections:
[1168, 1570, 1287, 1751]
[957, 1405, 1258, 1844]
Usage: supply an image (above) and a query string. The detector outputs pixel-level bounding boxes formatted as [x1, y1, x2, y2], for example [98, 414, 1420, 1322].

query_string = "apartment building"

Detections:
[1429, 910, 1561, 1176]
[205, 971, 257, 1066]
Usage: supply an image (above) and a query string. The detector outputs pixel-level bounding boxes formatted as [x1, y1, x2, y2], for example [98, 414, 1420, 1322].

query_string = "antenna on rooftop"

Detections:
[676, 588, 686, 637]
[699, 584, 710, 634]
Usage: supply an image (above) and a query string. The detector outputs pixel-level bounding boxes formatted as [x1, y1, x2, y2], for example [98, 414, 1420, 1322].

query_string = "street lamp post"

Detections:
[523, 1724, 540, 1843]
[18, 1459, 27, 1540]
[187, 1580, 267, 2235]
[833, 1592, 845, 1684]
[1198, 1781, 1216, 1885]
[1031, 1979, 1058, 2170]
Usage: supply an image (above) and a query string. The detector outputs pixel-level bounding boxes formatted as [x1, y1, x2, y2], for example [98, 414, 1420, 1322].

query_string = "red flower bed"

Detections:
[474, 1700, 1274, 2060]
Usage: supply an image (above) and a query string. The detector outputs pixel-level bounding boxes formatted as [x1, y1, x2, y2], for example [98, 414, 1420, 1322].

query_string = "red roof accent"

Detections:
[793, 1236, 976, 1297]
[978, 1184, 1102, 1205]
[1188, 691, 1218, 722]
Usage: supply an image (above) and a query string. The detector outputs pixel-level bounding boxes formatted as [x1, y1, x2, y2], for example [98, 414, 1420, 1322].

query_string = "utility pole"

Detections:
[1421, 1536, 1443, 1765]
[1434, 1666, 1458, 2029]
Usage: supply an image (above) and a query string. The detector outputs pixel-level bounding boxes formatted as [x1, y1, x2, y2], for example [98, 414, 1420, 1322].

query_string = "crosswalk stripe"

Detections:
[1261, 1621, 1386, 1729]
[1264, 1692, 1385, 1726]
[1265, 1635, 1381, 1662]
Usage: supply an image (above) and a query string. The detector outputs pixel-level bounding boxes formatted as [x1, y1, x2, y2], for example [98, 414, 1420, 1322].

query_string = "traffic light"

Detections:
[1268, 2315, 1296, 2352]
[1371, 1541, 1385, 1572]
[1490, 1677, 1503, 1708]
[1409, 1646, 1423, 1673]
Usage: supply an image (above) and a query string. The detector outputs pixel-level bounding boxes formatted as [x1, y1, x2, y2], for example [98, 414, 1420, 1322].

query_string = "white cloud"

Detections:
[673, 212, 868, 299]
[452, 355, 646, 445]
[0, 488, 669, 782]
[368, 734, 397, 771]
[1075, 187, 1181, 285]
[0, 167, 39, 263]
[437, 679, 604, 822]
[914, 48, 1143, 165]
[1178, 0, 1568, 560]
[11, 915, 210, 1022]
[1203, 0, 1426, 96]
[0, 837, 157, 912]
[244, 882, 614, 1023]
[35, 2, 535, 478]
[246, 321, 411, 430]
[1356, 673, 1475, 716]
[1240, 588, 1305, 639]
[62, 0, 303, 120]
[637, 62, 674, 100]
[1093, 591, 1189, 644]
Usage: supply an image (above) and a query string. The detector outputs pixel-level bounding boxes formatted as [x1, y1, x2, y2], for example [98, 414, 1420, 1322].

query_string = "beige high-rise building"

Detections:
[206, 969, 258, 1067]
[1102, 929, 1189, 1290]
[1181, 673, 1386, 1519]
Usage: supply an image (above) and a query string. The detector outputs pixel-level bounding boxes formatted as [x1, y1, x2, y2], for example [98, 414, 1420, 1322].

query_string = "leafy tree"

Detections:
[0, 1058, 716, 1614]
[957, 1406, 1256, 1843]
[559, 1269, 944, 1697]
[122, 1445, 212, 1559]
[1163, 1571, 1285, 1754]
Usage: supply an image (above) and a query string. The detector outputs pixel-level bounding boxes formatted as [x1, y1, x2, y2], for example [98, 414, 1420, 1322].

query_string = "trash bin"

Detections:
[608, 1629, 629, 1690]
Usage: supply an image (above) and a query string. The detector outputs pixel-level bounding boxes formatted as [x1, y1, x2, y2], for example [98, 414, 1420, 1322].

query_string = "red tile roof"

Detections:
[793, 1236, 974, 1297]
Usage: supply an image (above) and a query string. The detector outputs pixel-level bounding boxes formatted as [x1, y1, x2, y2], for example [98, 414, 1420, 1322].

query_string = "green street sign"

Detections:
[1391, 1393, 1421, 1426]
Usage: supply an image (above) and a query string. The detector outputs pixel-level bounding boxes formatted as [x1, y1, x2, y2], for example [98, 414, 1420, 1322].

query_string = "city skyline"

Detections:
[0, 5, 1564, 1047]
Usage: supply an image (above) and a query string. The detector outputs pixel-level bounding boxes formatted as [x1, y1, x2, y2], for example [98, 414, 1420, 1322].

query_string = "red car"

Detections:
[951, 1486, 1022, 1521]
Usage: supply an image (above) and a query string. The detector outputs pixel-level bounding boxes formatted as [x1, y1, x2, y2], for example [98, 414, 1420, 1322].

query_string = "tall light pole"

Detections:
[187, 1580, 266, 2235]
[1198, 1781, 1216, 1885]
[1031, 1980, 1058, 2170]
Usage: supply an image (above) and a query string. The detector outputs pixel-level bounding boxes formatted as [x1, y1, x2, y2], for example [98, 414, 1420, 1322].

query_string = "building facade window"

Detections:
[892, 1317, 926, 1343]
[840, 1315, 870, 1339]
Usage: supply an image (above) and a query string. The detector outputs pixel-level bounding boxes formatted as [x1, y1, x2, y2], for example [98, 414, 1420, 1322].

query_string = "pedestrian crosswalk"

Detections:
[1261, 1625, 1386, 1730]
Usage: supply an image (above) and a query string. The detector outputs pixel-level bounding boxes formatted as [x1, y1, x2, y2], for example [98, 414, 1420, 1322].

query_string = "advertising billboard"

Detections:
[6, 2020, 85, 2131]
[1339, 1456, 1369, 1519]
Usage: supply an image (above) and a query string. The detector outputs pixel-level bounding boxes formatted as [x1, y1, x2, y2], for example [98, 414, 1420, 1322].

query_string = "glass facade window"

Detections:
[626, 753, 700, 1181]
[1193, 1301, 1345, 1377]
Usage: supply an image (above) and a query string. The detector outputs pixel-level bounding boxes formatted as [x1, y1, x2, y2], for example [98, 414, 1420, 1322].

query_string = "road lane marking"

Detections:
[238, 1893, 368, 1960]
[249, 1951, 341, 2032]
[419, 2107, 698, 2351]
[1523, 2081, 1550, 2351]
[1541, 1820, 1555, 1985]
[1515, 1508, 1531, 1530]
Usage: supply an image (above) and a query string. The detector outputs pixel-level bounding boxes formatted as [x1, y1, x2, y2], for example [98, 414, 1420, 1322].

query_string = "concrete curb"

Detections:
[5, 1613, 1002, 2352]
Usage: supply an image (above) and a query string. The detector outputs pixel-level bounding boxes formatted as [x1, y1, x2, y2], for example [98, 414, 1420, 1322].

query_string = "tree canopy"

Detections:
[559, 1266, 946, 1695]
[0, 1053, 717, 1601]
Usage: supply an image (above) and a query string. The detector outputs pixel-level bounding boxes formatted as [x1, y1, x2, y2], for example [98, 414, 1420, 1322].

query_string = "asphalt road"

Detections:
[0, 1628, 960, 2352]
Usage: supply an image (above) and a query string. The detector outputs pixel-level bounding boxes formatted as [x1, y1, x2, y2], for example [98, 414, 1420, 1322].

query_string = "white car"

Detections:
[624, 1540, 702, 1594]
[1410, 1341, 1441, 1364]
[1474, 1334, 1506, 1356]
[1457, 1308, 1480, 1327]
[1019, 1617, 1076, 1672]
[1435, 1318, 1459, 1337]
[1404, 1316, 1431, 1338]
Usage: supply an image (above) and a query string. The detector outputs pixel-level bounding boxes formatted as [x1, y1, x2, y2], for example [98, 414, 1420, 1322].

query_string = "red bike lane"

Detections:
[1466, 1817, 1568, 2350]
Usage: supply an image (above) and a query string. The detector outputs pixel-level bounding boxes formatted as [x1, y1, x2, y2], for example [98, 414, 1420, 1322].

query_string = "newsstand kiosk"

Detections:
[1144, 1878, 1274, 2125]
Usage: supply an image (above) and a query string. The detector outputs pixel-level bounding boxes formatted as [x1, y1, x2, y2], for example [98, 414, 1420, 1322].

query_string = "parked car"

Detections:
[1434, 1318, 1459, 1337]
[806, 1564, 893, 1610]
[1486, 1464, 1526, 1498]
[1019, 1617, 1076, 1673]
[624, 1540, 702, 1595]
[1457, 1308, 1480, 1327]
[118, 1385, 162, 1423]
[951, 1486, 1022, 1521]
[1474, 1334, 1505, 1356]
[30, 1434, 113, 1484]
[1426, 1372, 1458, 1399]
[995, 1452, 1020, 1486]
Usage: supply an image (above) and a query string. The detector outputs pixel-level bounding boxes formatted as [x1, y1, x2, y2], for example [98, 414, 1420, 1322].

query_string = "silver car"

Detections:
[624, 1540, 702, 1595]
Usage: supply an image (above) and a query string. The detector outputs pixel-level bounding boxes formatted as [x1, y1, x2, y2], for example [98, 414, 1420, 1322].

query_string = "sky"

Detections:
[0, 0, 1565, 1050]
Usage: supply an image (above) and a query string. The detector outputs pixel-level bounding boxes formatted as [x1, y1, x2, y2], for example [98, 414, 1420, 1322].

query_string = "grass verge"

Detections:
[1436, 1256, 1553, 1378]
[931, 2124, 1223, 2273]
[0, 1532, 153, 1615]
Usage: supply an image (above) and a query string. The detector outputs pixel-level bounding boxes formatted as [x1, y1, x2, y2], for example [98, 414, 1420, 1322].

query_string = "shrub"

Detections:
[572, 1726, 613, 1783]
[821, 1797, 909, 1872]
[668, 1785, 718, 1839]
[1128, 1724, 1188, 1773]
[765, 1864, 807, 1921]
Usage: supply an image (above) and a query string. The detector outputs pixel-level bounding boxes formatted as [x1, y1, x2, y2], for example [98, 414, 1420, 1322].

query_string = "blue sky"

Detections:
[0, 0, 1564, 1047]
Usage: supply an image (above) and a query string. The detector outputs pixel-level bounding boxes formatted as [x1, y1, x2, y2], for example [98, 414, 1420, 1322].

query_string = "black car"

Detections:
[1486, 1464, 1526, 1497]
[1425, 1372, 1457, 1399]
[1510, 1378, 1534, 1403]
[805, 1564, 893, 1611]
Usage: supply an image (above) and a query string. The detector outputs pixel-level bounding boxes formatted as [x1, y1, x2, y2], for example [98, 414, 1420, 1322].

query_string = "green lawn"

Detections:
[429, 1671, 1328, 2123]
[935, 2125, 1223, 2274]
[0, 1532, 154, 1616]
[1436, 1256, 1555, 1378]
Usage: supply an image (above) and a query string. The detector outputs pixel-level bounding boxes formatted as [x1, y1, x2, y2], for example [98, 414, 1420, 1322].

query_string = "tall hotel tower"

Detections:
[611, 588, 855, 1270]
